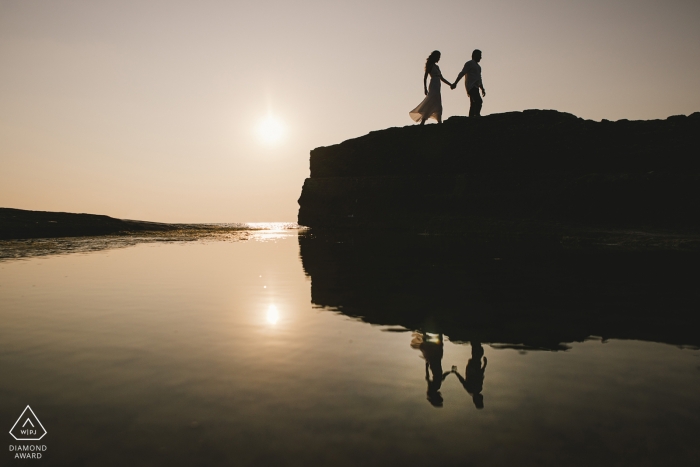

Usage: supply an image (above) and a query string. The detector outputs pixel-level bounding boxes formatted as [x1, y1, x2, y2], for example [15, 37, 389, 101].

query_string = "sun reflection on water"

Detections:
[246, 223, 302, 242]
[266, 305, 280, 325]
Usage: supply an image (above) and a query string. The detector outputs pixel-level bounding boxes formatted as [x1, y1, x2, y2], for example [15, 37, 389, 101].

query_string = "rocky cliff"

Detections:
[298, 110, 700, 233]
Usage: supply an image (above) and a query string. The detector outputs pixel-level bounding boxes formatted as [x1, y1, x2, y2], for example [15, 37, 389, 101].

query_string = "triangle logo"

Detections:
[9, 406, 47, 441]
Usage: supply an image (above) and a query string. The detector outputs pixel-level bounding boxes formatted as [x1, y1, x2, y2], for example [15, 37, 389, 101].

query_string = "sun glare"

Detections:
[257, 116, 285, 145]
[266, 305, 279, 325]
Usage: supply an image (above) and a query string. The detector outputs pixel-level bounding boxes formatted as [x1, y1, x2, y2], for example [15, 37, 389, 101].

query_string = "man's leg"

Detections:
[474, 90, 482, 116]
[468, 87, 483, 117]
[467, 87, 475, 117]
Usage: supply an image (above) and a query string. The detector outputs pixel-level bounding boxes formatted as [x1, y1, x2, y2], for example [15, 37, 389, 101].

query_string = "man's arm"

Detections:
[479, 68, 486, 96]
[452, 62, 470, 89]
[452, 71, 465, 89]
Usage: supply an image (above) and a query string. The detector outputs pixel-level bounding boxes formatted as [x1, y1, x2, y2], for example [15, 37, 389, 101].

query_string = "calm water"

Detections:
[1, 228, 699, 466]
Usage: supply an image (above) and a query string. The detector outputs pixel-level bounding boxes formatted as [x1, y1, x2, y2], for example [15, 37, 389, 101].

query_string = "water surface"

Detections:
[1, 229, 699, 466]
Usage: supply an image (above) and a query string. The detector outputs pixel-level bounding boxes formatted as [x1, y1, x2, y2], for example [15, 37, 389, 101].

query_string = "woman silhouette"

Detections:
[409, 50, 453, 125]
[411, 331, 452, 407]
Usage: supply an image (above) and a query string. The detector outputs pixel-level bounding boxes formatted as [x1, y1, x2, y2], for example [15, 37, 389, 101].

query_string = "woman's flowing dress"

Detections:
[409, 64, 443, 122]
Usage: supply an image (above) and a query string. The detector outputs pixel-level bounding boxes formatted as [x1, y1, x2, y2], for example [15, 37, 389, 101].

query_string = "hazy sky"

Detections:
[2, 0, 699, 222]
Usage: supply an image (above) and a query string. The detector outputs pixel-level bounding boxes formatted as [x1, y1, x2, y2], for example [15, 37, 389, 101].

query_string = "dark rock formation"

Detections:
[0, 208, 180, 240]
[298, 110, 700, 233]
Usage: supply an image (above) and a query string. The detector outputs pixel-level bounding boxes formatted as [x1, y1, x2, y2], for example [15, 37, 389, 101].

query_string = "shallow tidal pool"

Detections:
[1, 228, 699, 466]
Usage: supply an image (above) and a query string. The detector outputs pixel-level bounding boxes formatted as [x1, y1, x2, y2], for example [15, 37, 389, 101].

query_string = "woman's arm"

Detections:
[440, 75, 453, 87]
[423, 70, 429, 95]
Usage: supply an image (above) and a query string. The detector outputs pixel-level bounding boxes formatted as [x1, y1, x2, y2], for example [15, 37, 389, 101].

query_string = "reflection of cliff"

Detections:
[299, 233, 700, 349]
[298, 110, 700, 232]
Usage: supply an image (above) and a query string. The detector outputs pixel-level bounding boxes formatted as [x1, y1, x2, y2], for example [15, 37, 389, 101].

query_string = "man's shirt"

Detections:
[461, 60, 483, 91]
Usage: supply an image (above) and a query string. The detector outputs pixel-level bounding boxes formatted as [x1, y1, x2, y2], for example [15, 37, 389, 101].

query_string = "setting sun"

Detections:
[257, 116, 285, 145]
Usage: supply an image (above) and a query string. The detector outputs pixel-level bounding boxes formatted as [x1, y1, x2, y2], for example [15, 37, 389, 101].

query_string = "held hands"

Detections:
[450, 83, 456, 90]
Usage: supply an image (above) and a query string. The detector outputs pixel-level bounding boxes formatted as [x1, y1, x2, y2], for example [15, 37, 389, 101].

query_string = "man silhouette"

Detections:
[452, 49, 486, 117]
[452, 341, 487, 409]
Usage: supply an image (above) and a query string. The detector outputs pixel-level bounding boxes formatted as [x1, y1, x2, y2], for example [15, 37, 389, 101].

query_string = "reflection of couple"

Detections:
[411, 332, 487, 408]
[409, 49, 486, 125]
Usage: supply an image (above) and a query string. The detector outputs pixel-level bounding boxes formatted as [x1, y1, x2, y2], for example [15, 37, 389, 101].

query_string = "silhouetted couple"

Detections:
[409, 49, 486, 125]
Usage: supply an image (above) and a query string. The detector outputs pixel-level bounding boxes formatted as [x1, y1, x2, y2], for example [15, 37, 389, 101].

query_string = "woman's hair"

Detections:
[425, 50, 441, 72]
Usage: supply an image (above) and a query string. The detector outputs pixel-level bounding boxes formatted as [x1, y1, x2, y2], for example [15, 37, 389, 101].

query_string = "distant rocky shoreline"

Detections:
[2, 206, 699, 251]
[0, 208, 179, 240]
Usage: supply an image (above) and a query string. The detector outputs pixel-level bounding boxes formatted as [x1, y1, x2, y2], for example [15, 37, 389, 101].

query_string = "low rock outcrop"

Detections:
[0, 208, 179, 240]
[298, 110, 700, 233]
